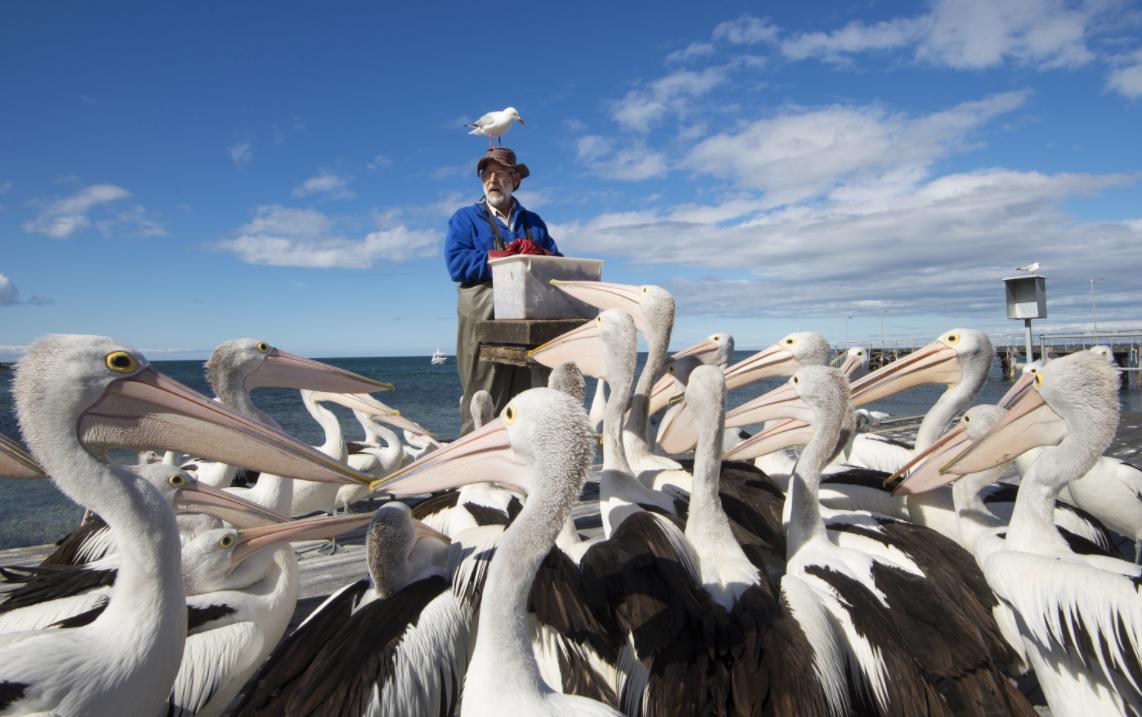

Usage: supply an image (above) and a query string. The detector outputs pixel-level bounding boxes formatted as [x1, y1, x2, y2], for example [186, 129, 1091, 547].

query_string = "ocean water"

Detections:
[2, 352, 1139, 549]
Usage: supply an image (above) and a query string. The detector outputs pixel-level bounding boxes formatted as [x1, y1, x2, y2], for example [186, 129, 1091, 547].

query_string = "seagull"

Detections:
[1015, 262, 1040, 273]
[467, 107, 523, 148]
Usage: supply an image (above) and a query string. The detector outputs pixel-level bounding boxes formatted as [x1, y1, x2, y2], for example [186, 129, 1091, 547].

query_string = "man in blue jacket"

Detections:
[446, 147, 562, 434]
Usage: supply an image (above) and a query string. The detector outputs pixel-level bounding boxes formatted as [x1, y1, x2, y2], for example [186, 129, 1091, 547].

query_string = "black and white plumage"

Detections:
[0, 335, 358, 716]
[231, 502, 472, 717]
[944, 351, 1142, 715]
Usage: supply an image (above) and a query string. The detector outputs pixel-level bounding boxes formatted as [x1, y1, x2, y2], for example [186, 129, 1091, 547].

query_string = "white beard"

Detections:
[484, 184, 513, 212]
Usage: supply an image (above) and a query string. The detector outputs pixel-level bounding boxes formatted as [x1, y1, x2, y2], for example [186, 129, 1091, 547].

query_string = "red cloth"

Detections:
[488, 238, 552, 260]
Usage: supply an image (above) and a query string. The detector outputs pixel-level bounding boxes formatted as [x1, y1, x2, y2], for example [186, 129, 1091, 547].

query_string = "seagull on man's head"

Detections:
[467, 107, 523, 148]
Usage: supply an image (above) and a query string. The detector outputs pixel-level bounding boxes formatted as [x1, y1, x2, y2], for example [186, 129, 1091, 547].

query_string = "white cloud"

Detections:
[1107, 49, 1142, 98]
[228, 141, 254, 168]
[22, 184, 132, 238]
[667, 42, 716, 64]
[0, 180, 11, 194]
[552, 169, 1139, 324]
[367, 154, 393, 170]
[918, 0, 1094, 69]
[611, 66, 733, 133]
[292, 172, 356, 199]
[95, 204, 167, 239]
[575, 135, 668, 181]
[0, 274, 52, 306]
[216, 204, 438, 268]
[781, 18, 925, 62]
[684, 91, 1029, 204]
[713, 16, 780, 45]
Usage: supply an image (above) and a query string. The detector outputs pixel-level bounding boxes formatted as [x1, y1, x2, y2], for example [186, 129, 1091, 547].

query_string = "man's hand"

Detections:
[488, 238, 552, 260]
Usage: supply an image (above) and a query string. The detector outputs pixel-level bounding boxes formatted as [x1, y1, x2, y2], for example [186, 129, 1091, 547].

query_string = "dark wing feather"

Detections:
[0, 682, 29, 712]
[230, 578, 371, 716]
[38, 515, 110, 566]
[0, 565, 116, 614]
[410, 491, 460, 521]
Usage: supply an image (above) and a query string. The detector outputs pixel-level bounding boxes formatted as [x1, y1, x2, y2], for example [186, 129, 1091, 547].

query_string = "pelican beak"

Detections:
[173, 480, 289, 528]
[722, 344, 797, 391]
[656, 400, 700, 454]
[888, 425, 970, 495]
[725, 382, 814, 428]
[308, 391, 400, 417]
[0, 435, 46, 480]
[80, 367, 372, 485]
[648, 371, 686, 416]
[941, 387, 1066, 475]
[372, 413, 442, 446]
[246, 349, 394, 393]
[849, 340, 962, 407]
[997, 371, 1036, 410]
[838, 353, 864, 378]
[231, 512, 373, 564]
[528, 319, 608, 379]
[370, 416, 527, 495]
[723, 418, 813, 461]
[549, 280, 648, 333]
[673, 336, 722, 363]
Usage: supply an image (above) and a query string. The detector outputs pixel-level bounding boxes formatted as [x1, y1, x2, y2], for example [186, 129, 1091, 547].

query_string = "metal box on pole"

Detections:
[1003, 274, 1047, 366]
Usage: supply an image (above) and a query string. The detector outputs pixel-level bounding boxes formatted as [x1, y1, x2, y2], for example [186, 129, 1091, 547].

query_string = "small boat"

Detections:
[431, 348, 448, 365]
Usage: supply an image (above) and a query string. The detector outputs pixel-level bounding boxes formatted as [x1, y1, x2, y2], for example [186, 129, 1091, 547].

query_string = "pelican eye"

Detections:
[945, 333, 960, 345]
[256, 341, 271, 353]
[1033, 371, 1043, 388]
[596, 316, 603, 324]
[105, 352, 138, 374]
[712, 336, 720, 342]
[962, 414, 971, 424]
[792, 375, 800, 385]
[218, 534, 237, 549]
[641, 286, 648, 294]
[503, 405, 518, 424]
[668, 365, 675, 373]
[167, 473, 187, 487]
[784, 337, 795, 345]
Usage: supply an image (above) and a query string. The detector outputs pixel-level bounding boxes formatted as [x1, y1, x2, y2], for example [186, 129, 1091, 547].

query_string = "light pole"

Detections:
[844, 314, 854, 344]
[1089, 277, 1104, 335]
[879, 309, 886, 349]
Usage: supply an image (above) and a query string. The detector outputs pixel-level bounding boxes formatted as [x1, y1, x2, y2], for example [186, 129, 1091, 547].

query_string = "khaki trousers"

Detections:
[456, 283, 538, 435]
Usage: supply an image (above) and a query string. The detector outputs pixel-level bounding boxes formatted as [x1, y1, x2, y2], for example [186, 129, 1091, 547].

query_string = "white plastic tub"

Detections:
[489, 255, 604, 320]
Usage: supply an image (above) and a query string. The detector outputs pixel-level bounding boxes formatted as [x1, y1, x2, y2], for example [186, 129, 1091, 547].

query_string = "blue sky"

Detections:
[3, 1, 1141, 359]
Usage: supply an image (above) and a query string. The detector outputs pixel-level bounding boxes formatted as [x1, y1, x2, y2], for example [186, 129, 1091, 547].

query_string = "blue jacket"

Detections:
[445, 199, 561, 284]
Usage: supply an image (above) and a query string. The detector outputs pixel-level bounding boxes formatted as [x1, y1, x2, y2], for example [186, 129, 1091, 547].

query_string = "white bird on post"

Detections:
[467, 107, 524, 148]
[1015, 261, 1040, 274]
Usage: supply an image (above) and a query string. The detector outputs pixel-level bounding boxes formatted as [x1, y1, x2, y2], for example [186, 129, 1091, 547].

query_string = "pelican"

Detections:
[0, 464, 286, 634]
[542, 281, 683, 481]
[754, 366, 1032, 715]
[941, 351, 1142, 715]
[167, 512, 373, 717]
[381, 387, 623, 715]
[645, 332, 735, 418]
[0, 334, 368, 716]
[655, 331, 831, 455]
[231, 502, 473, 716]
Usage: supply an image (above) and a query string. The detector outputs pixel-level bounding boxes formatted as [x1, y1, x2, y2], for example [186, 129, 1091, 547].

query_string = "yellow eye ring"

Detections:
[1033, 372, 1043, 388]
[945, 333, 960, 345]
[167, 474, 187, 487]
[596, 316, 603, 324]
[785, 337, 795, 345]
[792, 375, 800, 385]
[712, 336, 720, 342]
[218, 534, 237, 549]
[256, 341, 271, 353]
[105, 351, 138, 374]
[962, 414, 971, 423]
[503, 405, 518, 424]
[641, 286, 648, 294]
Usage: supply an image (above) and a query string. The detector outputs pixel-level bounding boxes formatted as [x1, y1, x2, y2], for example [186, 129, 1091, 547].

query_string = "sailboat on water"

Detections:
[431, 347, 448, 365]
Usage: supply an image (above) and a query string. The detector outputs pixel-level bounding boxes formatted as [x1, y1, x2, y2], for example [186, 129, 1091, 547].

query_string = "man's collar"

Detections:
[479, 197, 524, 222]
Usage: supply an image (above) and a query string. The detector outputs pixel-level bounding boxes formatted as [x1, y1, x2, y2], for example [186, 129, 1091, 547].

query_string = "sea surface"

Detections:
[2, 352, 1140, 549]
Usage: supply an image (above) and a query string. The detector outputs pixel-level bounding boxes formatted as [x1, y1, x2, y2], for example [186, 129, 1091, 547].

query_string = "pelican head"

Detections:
[944, 351, 1119, 479]
[889, 404, 1006, 496]
[548, 361, 586, 402]
[136, 463, 286, 528]
[849, 328, 991, 407]
[207, 338, 393, 396]
[367, 502, 451, 598]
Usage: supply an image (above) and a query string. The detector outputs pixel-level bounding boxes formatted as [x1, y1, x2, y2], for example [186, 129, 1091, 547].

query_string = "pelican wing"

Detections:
[167, 621, 260, 717]
[985, 550, 1142, 701]
[38, 516, 113, 566]
[0, 564, 116, 630]
[230, 577, 372, 715]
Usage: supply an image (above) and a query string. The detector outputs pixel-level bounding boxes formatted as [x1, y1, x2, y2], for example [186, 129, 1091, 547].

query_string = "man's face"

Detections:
[481, 162, 517, 209]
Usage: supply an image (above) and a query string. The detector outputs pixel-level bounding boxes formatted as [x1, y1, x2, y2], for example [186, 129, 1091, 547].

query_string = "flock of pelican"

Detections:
[0, 278, 1139, 717]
